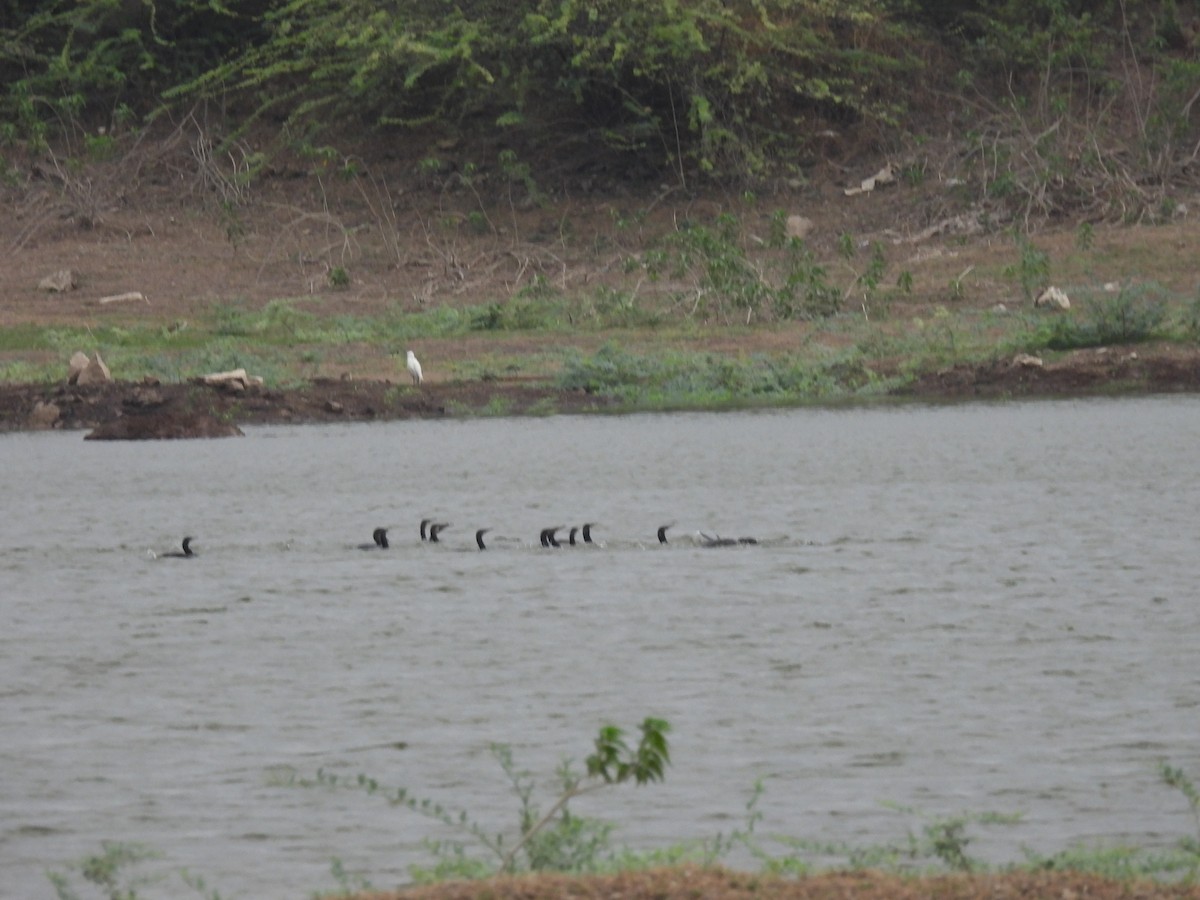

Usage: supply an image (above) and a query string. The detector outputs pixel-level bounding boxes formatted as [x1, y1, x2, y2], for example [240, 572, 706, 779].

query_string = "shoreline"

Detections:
[4, 343, 1200, 436]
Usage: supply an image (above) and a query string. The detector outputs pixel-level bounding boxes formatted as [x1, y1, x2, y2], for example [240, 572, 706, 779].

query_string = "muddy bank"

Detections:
[0, 376, 619, 436]
[898, 344, 1200, 400]
[4, 343, 1200, 437]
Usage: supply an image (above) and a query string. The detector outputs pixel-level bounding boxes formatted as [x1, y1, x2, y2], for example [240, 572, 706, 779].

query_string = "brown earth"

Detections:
[4, 130, 1200, 435]
[367, 865, 1200, 900]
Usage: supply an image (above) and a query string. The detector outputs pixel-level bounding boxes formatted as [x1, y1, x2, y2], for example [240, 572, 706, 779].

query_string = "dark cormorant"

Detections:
[656, 525, 672, 544]
[582, 523, 596, 544]
[475, 528, 491, 550]
[358, 527, 389, 550]
[540, 527, 562, 548]
[568, 526, 579, 546]
[161, 536, 196, 558]
[429, 522, 450, 543]
[419, 518, 432, 541]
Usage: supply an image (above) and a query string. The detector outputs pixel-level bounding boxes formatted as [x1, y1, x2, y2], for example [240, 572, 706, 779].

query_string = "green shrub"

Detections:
[1, 0, 264, 140]
[1004, 235, 1051, 305]
[639, 214, 839, 322]
[1028, 284, 1168, 351]
[158, 0, 923, 181]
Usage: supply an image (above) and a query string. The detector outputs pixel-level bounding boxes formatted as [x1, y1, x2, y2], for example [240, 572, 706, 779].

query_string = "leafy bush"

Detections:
[1028, 284, 1169, 351]
[945, 1, 1200, 221]
[157, 0, 923, 181]
[0, 0, 267, 143]
[4, 0, 1193, 196]
[639, 213, 840, 322]
[1004, 235, 1051, 305]
[285, 718, 670, 880]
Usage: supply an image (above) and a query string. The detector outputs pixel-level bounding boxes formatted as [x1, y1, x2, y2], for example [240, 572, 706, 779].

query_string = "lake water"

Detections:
[2, 398, 1198, 898]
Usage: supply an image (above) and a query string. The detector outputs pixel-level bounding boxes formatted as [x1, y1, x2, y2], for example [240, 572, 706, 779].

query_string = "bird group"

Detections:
[156, 521, 759, 559]
[354, 520, 756, 552]
[538, 524, 597, 548]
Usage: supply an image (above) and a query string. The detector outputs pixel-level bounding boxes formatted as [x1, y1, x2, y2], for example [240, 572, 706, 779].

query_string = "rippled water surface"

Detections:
[2, 399, 1198, 898]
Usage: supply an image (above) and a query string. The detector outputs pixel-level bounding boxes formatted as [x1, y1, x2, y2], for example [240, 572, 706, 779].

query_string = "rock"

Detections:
[197, 368, 264, 392]
[1034, 286, 1071, 310]
[1011, 353, 1044, 368]
[67, 351, 90, 384]
[201, 367, 249, 387]
[75, 352, 112, 385]
[844, 163, 895, 196]
[97, 291, 147, 305]
[39, 269, 77, 292]
[28, 401, 60, 429]
[785, 215, 815, 240]
[85, 412, 244, 440]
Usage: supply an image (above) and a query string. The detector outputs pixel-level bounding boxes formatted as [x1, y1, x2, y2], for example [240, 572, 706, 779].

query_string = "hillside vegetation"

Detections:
[3, 0, 1198, 214]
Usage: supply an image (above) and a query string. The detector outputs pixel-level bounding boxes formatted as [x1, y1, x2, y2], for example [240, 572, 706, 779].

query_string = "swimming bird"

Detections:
[540, 527, 562, 548]
[581, 523, 596, 544]
[406, 350, 423, 385]
[700, 532, 759, 548]
[429, 522, 449, 543]
[358, 527, 389, 550]
[161, 536, 196, 558]
[656, 524, 672, 544]
[475, 528, 491, 550]
[568, 526, 579, 546]
[420, 518, 432, 541]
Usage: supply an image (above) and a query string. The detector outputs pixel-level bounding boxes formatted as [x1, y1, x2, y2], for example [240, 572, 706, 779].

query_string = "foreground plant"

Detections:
[47, 841, 161, 900]
[290, 717, 670, 879]
[750, 804, 1021, 876]
[1160, 761, 1200, 874]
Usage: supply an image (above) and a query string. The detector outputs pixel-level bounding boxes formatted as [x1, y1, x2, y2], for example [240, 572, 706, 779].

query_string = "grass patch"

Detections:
[556, 342, 900, 410]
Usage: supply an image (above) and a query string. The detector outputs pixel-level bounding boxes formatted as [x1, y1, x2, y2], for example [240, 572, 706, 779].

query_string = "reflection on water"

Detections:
[2, 398, 1199, 897]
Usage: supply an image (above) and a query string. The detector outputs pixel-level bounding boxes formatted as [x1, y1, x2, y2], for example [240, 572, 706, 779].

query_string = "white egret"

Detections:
[406, 350, 423, 385]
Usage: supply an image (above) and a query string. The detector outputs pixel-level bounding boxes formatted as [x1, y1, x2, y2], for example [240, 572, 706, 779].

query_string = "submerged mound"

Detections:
[84, 411, 243, 440]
